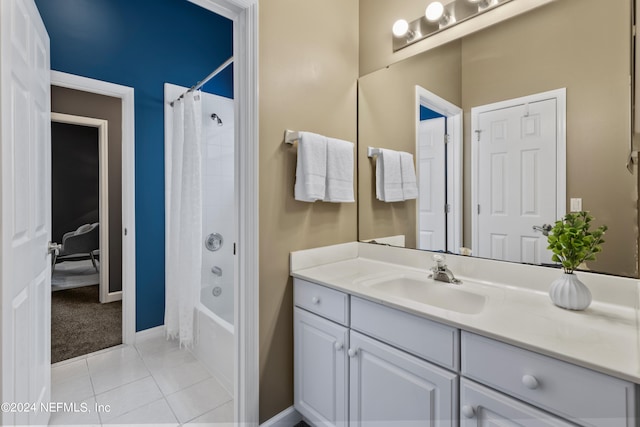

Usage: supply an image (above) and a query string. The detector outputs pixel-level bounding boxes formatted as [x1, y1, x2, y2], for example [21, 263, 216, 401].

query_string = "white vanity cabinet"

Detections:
[348, 330, 457, 427]
[293, 277, 638, 427]
[461, 332, 638, 427]
[460, 378, 575, 427]
[294, 278, 458, 427]
[294, 307, 348, 427]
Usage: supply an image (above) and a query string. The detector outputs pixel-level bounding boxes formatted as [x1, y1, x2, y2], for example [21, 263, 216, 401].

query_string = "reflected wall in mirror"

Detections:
[358, 0, 638, 277]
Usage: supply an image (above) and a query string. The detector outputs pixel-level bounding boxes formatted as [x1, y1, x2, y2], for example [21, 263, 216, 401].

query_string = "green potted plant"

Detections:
[546, 211, 607, 310]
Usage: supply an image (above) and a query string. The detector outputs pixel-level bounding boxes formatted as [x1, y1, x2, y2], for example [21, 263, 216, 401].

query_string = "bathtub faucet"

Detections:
[211, 266, 222, 276]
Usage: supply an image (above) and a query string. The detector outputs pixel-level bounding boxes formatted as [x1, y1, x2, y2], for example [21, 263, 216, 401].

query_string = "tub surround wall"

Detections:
[258, 0, 359, 421]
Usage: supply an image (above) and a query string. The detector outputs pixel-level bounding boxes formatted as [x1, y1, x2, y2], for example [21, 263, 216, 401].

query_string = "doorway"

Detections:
[415, 85, 463, 253]
[49, 112, 122, 363]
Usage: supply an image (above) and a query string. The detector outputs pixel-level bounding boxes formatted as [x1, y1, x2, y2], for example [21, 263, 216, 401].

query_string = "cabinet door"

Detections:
[349, 331, 458, 427]
[460, 379, 574, 427]
[294, 307, 349, 427]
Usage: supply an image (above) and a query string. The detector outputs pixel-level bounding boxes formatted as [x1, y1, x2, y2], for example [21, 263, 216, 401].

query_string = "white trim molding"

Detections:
[187, 1, 259, 426]
[259, 406, 303, 427]
[50, 71, 136, 345]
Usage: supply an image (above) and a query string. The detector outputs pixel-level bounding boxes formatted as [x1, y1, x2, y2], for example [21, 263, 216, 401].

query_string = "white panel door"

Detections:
[0, 0, 51, 425]
[294, 307, 349, 427]
[349, 331, 457, 427]
[417, 117, 446, 251]
[460, 379, 574, 427]
[475, 98, 557, 264]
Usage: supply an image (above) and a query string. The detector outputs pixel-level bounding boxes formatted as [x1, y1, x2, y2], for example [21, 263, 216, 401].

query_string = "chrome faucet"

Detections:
[429, 254, 461, 284]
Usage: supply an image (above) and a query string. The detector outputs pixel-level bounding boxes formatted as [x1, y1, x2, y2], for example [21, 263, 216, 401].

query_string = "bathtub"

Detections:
[193, 284, 234, 395]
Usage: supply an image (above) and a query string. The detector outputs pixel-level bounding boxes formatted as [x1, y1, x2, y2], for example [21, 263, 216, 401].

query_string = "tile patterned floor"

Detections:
[49, 332, 233, 426]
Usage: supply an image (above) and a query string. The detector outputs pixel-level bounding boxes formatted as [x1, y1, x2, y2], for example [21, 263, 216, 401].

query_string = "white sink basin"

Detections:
[359, 273, 487, 315]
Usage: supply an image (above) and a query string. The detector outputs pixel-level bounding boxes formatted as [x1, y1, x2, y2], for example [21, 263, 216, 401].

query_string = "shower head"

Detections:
[211, 113, 223, 126]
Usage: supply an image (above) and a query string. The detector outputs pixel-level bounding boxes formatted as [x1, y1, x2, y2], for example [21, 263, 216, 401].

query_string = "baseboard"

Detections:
[259, 406, 303, 427]
[134, 325, 164, 343]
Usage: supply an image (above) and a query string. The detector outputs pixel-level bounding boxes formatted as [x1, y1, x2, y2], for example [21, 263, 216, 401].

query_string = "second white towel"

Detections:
[376, 149, 417, 202]
[326, 137, 355, 203]
[294, 132, 354, 203]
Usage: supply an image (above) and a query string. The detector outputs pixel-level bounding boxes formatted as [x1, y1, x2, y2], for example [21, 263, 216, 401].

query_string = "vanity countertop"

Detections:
[290, 242, 640, 384]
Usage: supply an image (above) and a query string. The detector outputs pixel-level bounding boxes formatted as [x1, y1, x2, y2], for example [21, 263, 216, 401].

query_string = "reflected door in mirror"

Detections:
[418, 116, 446, 251]
[473, 92, 564, 265]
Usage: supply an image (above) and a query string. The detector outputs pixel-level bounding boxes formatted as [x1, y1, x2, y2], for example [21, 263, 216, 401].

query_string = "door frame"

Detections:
[50, 112, 114, 303]
[51, 71, 136, 345]
[470, 88, 567, 256]
[415, 85, 463, 253]
[187, 0, 259, 425]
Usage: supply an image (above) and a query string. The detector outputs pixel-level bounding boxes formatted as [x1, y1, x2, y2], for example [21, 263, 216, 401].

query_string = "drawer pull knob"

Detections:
[522, 374, 539, 389]
[334, 342, 343, 351]
[461, 405, 475, 418]
[348, 348, 358, 358]
[312, 296, 320, 304]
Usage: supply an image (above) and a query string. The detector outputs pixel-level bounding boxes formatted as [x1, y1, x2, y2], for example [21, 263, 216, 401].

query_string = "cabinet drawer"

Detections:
[460, 378, 573, 427]
[351, 297, 459, 370]
[294, 279, 349, 326]
[461, 332, 637, 427]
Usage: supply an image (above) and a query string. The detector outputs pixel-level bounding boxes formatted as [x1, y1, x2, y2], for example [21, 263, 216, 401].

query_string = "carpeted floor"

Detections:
[51, 285, 121, 363]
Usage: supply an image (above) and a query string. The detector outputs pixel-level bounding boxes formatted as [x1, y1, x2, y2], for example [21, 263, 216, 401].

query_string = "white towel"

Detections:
[400, 152, 418, 200]
[325, 137, 355, 203]
[294, 132, 327, 202]
[376, 149, 403, 202]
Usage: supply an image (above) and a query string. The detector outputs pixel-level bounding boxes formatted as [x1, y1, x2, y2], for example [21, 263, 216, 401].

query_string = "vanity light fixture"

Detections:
[392, 0, 513, 52]
[392, 19, 410, 37]
[425, 2, 445, 22]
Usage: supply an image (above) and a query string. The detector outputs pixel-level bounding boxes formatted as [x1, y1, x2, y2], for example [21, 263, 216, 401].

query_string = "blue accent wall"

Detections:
[420, 106, 445, 121]
[35, 0, 233, 331]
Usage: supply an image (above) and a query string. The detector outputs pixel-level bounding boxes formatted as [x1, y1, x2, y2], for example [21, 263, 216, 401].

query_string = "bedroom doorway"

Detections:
[50, 110, 122, 363]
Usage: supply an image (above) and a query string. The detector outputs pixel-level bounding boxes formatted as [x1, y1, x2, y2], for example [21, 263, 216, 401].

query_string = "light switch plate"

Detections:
[570, 198, 582, 212]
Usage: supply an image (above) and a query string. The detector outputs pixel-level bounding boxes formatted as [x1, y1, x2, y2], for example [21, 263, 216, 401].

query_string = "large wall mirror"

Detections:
[358, 0, 639, 278]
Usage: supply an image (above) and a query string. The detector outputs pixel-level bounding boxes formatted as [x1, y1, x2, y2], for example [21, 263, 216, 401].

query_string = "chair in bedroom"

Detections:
[51, 223, 100, 274]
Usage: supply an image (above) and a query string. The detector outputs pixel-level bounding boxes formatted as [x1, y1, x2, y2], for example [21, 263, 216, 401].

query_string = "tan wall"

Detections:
[51, 86, 124, 292]
[258, 0, 359, 421]
[358, 42, 461, 247]
[357, 0, 637, 277]
[461, 0, 636, 276]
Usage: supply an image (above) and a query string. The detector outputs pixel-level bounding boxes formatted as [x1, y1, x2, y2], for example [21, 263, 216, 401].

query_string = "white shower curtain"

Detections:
[165, 91, 203, 348]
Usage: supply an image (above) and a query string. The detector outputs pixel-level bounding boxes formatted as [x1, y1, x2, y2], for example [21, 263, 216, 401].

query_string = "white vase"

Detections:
[549, 273, 592, 310]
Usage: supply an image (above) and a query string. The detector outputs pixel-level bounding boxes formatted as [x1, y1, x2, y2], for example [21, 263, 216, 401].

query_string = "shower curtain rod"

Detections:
[170, 56, 234, 106]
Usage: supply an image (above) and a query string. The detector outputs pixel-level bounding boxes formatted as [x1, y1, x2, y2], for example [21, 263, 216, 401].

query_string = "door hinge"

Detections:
[475, 130, 482, 142]
[124, 228, 128, 236]
[445, 204, 451, 213]
[477, 204, 481, 215]
[444, 134, 450, 145]
[233, 243, 236, 255]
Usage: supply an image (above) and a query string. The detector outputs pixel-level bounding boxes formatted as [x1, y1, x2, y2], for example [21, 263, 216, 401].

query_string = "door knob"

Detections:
[532, 224, 552, 236]
[334, 342, 343, 351]
[48, 242, 61, 256]
[348, 348, 358, 358]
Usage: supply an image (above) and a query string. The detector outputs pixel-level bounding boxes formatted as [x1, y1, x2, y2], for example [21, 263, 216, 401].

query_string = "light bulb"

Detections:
[392, 19, 409, 37]
[425, 1, 445, 22]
